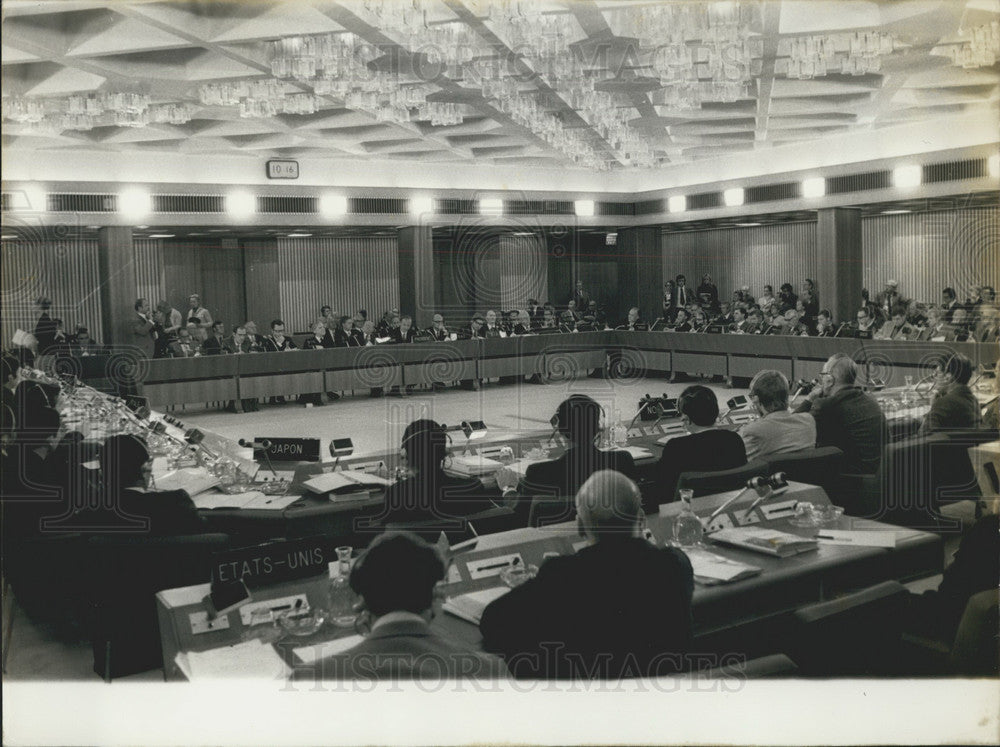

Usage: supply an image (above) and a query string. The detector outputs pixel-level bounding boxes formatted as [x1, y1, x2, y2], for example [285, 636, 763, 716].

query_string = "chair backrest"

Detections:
[767, 446, 844, 500]
[527, 496, 576, 528]
[876, 433, 981, 530]
[791, 580, 909, 676]
[676, 460, 770, 498]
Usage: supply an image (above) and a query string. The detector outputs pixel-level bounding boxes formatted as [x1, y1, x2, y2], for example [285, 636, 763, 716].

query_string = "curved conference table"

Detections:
[72, 331, 996, 410]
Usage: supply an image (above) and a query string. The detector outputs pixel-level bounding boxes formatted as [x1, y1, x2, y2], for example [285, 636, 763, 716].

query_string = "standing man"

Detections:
[131, 298, 157, 359]
[33, 297, 57, 355]
[186, 294, 213, 343]
[157, 300, 184, 338]
[572, 280, 591, 310]
[674, 274, 691, 309]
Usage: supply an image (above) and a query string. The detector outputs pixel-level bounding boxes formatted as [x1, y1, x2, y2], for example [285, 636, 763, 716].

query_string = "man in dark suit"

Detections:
[653, 386, 747, 509]
[482, 310, 505, 338]
[391, 315, 417, 344]
[571, 281, 590, 311]
[673, 274, 692, 309]
[514, 395, 635, 525]
[793, 354, 887, 474]
[426, 313, 450, 341]
[305, 532, 508, 681]
[920, 353, 980, 434]
[263, 319, 297, 352]
[941, 287, 962, 323]
[200, 321, 226, 356]
[131, 298, 157, 359]
[480, 470, 693, 679]
[875, 280, 902, 321]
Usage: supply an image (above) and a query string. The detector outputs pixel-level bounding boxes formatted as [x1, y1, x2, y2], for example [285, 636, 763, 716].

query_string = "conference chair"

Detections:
[527, 495, 577, 528]
[675, 460, 770, 499]
[84, 532, 230, 681]
[847, 430, 993, 529]
[789, 580, 910, 676]
[766, 447, 844, 506]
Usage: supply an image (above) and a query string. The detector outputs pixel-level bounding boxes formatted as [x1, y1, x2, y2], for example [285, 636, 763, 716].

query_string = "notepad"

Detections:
[192, 491, 300, 511]
[175, 640, 291, 680]
[155, 468, 220, 497]
[292, 635, 364, 664]
[447, 454, 505, 476]
[709, 526, 818, 558]
[815, 530, 897, 548]
[683, 548, 762, 585]
[302, 469, 392, 494]
[442, 587, 510, 625]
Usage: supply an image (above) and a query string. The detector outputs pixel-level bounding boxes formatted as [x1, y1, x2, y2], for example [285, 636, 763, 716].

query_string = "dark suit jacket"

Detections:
[480, 539, 694, 678]
[390, 327, 417, 344]
[921, 383, 980, 434]
[795, 387, 887, 473]
[332, 328, 354, 347]
[306, 616, 508, 680]
[131, 314, 156, 358]
[201, 335, 224, 356]
[379, 471, 494, 528]
[263, 335, 297, 352]
[302, 336, 330, 350]
[654, 430, 747, 507]
[114, 487, 205, 536]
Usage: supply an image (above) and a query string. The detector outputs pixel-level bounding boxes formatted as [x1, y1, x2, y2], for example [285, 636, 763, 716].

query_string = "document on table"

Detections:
[683, 548, 762, 585]
[815, 530, 897, 548]
[175, 639, 291, 680]
[155, 468, 220, 497]
[611, 446, 654, 460]
[192, 491, 300, 510]
[292, 635, 364, 664]
[443, 587, 510, 625]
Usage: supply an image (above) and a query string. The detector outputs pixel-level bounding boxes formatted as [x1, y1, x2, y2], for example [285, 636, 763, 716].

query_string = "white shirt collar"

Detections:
[371, 610, 427, 632]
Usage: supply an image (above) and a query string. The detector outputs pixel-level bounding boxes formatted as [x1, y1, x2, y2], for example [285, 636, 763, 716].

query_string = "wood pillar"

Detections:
[398, 226, 436, 328]
[816, 208, 863, 325]
[618, 227, 661, 324]
[97, 226, 136, 347]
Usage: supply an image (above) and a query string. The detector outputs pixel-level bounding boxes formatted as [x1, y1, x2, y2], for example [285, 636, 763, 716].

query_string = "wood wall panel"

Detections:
[662, 222, 819, 303]
[276, 237, 399, 333]
[1, 238, 103, 344]
[133, 239, 166, 307]
[861, 207, 999, 304]
[498, 234, 548, 311]
[242, 240, 281, 330]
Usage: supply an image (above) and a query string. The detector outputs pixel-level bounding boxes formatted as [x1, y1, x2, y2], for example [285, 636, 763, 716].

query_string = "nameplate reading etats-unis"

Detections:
[212, 537, 331, 588]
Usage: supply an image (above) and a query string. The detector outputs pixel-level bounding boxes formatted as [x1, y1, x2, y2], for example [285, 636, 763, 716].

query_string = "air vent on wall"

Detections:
[598, 202, 636, 216]
[745, 182, 800, 203]
[152, 194, 224, 213]
[258, 195, 317, 213]
[506, 200, 573, 215]
[349, 197, 407, 214]
[687, 192, 722, 210]
[435, 199, 478, 214]
[923, 158, 987, 184]
[827, 170, 892, 194]
[48, 193, 116, 212]
[633, 199, 665, 215]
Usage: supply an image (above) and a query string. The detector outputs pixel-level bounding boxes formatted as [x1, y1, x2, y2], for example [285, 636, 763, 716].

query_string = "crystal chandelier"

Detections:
[945, 21, 999, 68]
[784, 32, 894, 79]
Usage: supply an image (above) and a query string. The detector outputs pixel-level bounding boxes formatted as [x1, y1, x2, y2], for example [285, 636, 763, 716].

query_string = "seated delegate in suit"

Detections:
[375, 419, 493, 533]
[307, 532, 508, 681]
[200, 321, 226, 356]
[263, 319, 297, 352]
[221, 325, 255, 355]
[920, 353, 980, 434]
[480, 470, 693, 679]
[98, 434, 205, 536]
[615, 307, 645, 331]
[654, 385, 747, 508]
[168, 328, 200, 358]
[300, 322, 332, 406]
[391, 315, 418, 344]
[793, 354, 887, 474]
[426, 313, 450, 341]
[739, 370, 817, 462]
[512, 395, 635, 525]
[332, 315, 360, 347]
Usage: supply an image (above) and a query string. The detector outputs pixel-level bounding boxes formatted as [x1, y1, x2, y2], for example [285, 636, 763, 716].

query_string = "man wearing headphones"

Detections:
[305, 532, 508, 681]
[512, 395, 635, 526]
[376, 419, 493, 536]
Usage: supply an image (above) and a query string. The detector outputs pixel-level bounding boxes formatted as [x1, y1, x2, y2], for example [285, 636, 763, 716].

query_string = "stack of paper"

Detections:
[192, 492, 300, 511]
[446, 454, 505, 477]
[683, 548, 762, 585]
[302, 470, 392, 495]
[155, 468, 220, 497]
[292, 635, 364, 664]
[442, 587, 510, 624]
[815, 530, 897, 548]
[175, 640, 291, 680]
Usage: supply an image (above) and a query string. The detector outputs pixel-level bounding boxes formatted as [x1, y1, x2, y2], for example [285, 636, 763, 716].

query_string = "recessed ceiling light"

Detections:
[226, 190, 256, 218]
[287, 233, 312, 238]
[724, 188, 744, 207]
[668, 195, 686, 213]
[736, 222, 762, 227]
[1, 234, 18, 240]
[893, 165, 921, 189]
[319, 194, 348, 217]
[574, 200, 595, 217]
[119, 187, 151, 219]
[148, 233, 175, 238]
[881, 209, 911, 214]
[801, 177, 825, 199]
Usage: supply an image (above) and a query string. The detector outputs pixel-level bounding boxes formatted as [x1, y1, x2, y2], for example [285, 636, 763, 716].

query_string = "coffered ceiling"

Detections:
[2, 0, 998, 173]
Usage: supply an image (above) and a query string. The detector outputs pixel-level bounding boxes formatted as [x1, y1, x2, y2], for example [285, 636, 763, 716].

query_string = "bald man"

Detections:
[794, 353, 887, 473]
[479, 471, 693, 679]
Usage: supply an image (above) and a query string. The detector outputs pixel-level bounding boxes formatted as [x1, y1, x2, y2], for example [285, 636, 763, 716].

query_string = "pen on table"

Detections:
[479, 558, 519, 571]
[816, 534, 847, 541]
[767, 505, 796, 514]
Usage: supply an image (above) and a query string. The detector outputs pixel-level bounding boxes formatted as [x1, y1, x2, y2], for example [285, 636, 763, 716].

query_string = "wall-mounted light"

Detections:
[119, 187, 151, 220]
[410, 196, 434, 216]
[668, 195, 686, 213]
[801, 177, 826, 199]
[574, 200, 595, 217]
[893, 165, 922, 189]
[723, 187, 744, 207]
[479, 198, 503, 216]
[319, 194, 348, 218]
[226, 190, 256, 219]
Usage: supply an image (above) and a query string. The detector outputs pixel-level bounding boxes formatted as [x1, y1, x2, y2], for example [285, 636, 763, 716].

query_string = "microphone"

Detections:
[741, 472, 790, 520]
[706, 477, 770, 525]
[239, 438, 279, 478]
[790, 378, 817, 405]
[627, 395, 656, 431]
[913, 372, 937, 393]
[184, 428, 218, 461]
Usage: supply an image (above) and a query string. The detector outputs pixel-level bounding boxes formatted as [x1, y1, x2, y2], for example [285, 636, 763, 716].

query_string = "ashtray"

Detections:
[814, 505, 845, 528]
[258, 480, 290, 496]
[277, 609, 327, 637]
[499, 564, 538, 588]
